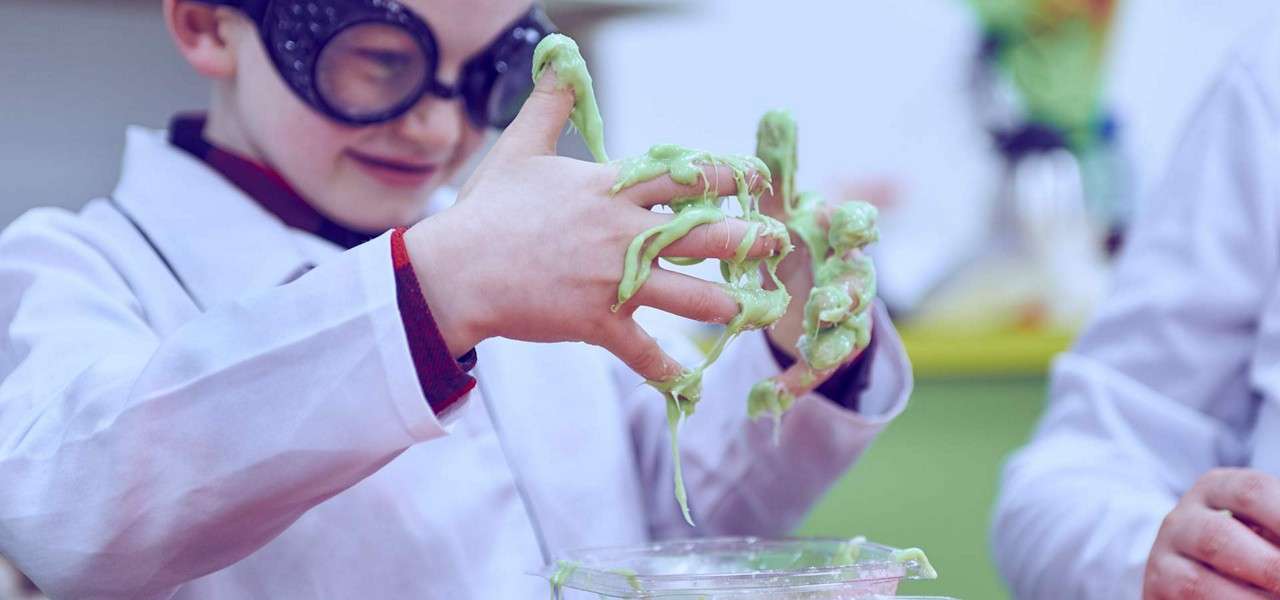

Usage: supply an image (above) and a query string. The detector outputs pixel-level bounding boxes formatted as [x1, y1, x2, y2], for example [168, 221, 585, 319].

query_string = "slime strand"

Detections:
[613, 150, 790, 525]
[891, 547, 939, 579]
[534, 34, 796, 526]
[535, 36, 921, 528]
[548, 560, 579, 600]
[532, 34, 608, 162]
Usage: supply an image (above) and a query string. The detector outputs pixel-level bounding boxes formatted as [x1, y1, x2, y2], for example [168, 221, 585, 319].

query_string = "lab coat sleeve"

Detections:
[621, 303, 912, 539]
[0, 221, 449, 599]
[992, 55, 1280, 600]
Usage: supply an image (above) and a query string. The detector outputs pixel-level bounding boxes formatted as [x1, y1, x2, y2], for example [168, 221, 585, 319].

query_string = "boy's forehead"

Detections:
[406, 0, 534, 59]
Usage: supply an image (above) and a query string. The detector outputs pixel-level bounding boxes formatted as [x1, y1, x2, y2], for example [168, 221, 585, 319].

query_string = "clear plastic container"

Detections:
[538, 536, 947, 599]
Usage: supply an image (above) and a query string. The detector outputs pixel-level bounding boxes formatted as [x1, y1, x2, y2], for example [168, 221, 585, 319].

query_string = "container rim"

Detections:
[536, 535, 938, 597]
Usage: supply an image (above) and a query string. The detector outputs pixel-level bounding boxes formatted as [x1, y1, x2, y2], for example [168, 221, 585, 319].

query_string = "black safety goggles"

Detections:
[193, 0, 556, 128]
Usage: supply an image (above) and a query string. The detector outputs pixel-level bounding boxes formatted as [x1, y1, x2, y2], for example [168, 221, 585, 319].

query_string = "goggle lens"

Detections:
[478, 26, 542, 128]
[315, 22, 428, 121]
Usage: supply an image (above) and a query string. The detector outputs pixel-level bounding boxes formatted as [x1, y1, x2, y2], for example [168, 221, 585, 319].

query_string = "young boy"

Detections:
[0, 0, 910, 597]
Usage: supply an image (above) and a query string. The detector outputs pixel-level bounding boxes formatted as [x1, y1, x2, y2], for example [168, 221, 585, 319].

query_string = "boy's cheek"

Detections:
[446, 129, 488, 178]
[315, 159, 443, 229]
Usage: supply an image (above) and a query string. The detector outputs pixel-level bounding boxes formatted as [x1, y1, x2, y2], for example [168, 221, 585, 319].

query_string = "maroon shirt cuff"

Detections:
[390, 227, 476, 416]
[767, 330, 877, 411]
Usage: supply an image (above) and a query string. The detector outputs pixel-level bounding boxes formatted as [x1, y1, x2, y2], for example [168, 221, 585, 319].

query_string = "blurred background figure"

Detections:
[960, 0, 1123, 332]
[588, 5, 1270, 595]
[0, 0, 1275, 598]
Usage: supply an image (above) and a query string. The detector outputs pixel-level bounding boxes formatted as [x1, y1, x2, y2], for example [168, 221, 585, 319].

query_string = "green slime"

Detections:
[533, 34, 796, 527]
[548, 541, 937, 597]
[549, 560, 578, 600]
[615, 144, 792, 527]
[532, 34, 609, 162]
[550, 561, 644, 599]
[743, 538, 864, 572]
[967, 0, 1117, 151]
[610, 567, 643, 592]
[891, 547, 939, 579]
[531, 36, 880, 528]
[754, 109, 879, 385]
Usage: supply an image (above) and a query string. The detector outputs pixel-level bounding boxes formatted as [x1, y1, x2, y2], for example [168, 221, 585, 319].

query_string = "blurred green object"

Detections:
[797, 376, 1048, 600]
[968, 0, 1119, 151]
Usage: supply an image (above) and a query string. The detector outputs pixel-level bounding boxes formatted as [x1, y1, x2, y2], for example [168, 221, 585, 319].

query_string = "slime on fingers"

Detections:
[610, 143, 793, 527]
[531, 36, 879, 528]
[532, 34, 794, 527]
[532, 34, 608, 162]
[747, 110, 880, 420]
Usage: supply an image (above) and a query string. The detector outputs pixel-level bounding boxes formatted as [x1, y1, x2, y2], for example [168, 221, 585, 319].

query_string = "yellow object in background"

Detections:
[898, 325, 1074, 377]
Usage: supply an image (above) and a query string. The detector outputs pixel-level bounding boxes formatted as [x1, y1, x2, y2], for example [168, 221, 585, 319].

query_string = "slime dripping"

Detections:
[531, 37, 878, 529]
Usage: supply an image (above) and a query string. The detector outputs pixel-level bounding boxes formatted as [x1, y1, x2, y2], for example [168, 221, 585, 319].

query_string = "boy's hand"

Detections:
[1143, 468, 1280, 599]
[405, 73, 780, 382]
[757, 176, 874, 396]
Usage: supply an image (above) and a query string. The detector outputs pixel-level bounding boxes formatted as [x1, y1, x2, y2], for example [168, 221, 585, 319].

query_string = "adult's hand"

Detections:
[1144, 468, 1280, 599]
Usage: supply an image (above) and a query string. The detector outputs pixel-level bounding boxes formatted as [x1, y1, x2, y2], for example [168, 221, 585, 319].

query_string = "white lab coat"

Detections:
[0, 126, 911, 600]
[993, 18, 1280, 600]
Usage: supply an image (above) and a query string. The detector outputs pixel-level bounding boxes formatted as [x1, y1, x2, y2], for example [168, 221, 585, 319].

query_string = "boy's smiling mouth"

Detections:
[346, 149, 439, 189]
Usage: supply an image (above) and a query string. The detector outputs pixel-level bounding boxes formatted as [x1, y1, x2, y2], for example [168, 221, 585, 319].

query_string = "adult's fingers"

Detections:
[630, 269, 740, 325]
[1170, 507, 1280, 594]
[595, 318, 684, 382]
[614, 163, 766, 208]
[633, 212, 782, 262]
[1144, 552, 1273, 600]
[1199, 469, 1280, 542]
[495, 71, 574, 158]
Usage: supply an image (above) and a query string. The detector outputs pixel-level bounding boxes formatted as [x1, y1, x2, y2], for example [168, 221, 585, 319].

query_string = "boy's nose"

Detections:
[395, 95, 467, 152]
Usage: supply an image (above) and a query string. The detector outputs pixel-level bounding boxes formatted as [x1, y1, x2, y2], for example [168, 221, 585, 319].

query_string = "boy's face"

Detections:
[219, 0, 534, 231]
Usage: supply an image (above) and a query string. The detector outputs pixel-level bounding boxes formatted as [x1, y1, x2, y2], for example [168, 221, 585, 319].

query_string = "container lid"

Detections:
[539, 536, 937, 598]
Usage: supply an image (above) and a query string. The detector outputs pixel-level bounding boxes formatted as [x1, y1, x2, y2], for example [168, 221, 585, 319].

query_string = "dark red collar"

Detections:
[169, 114, 380, 250]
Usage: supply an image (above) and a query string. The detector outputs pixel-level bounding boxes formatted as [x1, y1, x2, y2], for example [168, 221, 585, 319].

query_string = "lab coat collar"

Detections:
[167, 114, 381, 251]
[111, 126, 322, 310]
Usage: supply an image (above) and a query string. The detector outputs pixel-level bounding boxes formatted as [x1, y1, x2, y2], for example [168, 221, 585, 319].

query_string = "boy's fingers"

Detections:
[595, 318, 684, 382]
[760, 166, 787, 217]
[766, 303, 875, 398]
[498, 71, 574, 157]
[773, 323, 872, 399]
[631, 269, 740, 325]
[777, 363, 832, 398]
[614, 164, 766, 208]
[636, 214, 781, 262]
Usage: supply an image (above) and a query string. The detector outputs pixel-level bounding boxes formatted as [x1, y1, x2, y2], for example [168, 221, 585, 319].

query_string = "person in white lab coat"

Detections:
[0, 0, 911, 598]
[993, 15, 1280, 600]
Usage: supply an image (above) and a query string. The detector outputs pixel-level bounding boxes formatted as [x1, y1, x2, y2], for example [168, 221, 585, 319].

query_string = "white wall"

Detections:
[1108, 0, 1278, 202]
[0, 0, 208, 228]
[591, 0, 992, 310]
[2, 0, 1276, 305]
[591, 0, 1278, 310]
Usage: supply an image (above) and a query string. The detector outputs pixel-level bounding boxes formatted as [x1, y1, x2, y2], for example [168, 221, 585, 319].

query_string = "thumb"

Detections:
[497, 71, 574, 157]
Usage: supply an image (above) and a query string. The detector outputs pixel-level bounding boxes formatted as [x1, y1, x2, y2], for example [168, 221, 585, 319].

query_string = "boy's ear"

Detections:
[164, 0, 239, 79]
